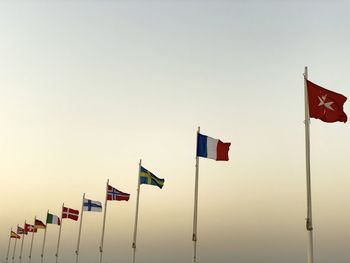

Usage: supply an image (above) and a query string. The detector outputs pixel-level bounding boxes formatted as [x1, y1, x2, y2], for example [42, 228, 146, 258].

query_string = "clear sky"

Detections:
[1, 1, 350, 263]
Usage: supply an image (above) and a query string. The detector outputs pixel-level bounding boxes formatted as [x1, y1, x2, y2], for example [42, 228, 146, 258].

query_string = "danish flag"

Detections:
[62, 207, 79, 221]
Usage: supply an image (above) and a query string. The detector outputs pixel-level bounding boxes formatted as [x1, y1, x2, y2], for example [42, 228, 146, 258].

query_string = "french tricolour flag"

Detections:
[197, 133, 231, 161]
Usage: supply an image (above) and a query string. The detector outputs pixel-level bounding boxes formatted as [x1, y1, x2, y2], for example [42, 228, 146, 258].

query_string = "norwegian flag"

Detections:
[24, 223, 37, 233]
[107, 185, 130, 201]
[17, 226, 27, 235]
[62, 207, 79, 221]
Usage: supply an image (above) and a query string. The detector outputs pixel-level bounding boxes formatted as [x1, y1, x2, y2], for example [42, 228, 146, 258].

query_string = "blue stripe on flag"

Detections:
[197, 133, 208, 158]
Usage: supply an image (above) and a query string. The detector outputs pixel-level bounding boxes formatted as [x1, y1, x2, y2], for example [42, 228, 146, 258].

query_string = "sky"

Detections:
[1, 1, 350, 262]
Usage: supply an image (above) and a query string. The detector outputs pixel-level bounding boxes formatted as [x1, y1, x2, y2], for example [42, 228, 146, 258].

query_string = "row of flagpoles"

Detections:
[5, 161, 167, 263]
[5, 67, 348, 263]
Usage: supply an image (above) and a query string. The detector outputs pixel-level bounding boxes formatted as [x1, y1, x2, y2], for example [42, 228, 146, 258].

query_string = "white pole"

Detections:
[6, 228, 12, 263]
[192, 126, 200, 263]
[40, 211, 49, 263]
[55, 203, 64, 263]
[304, 66, 314, 263]
[75, 193, 85, 263]
[99, 179, 109, 263]
[12, 225, 19, 263]
[132, 159, 141, 263]
[19, 221, 26, 263]
[28, 216, 36, 263]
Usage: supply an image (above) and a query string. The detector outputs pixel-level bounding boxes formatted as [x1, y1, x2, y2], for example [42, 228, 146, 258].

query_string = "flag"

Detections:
[197, 133, 231, 161]
[46, 213, 61, 225]
[307, 80, 347, 123]
[35, 219, 46, 229]
[83, 198, 102, 212]
[107, 185, 130, 201]
[17, 226, 27, 235]
[62, 207, 79, 221]
[139, 166, 164, 189]
[24, 223, 37, 233]
[10, 231, 21, 239]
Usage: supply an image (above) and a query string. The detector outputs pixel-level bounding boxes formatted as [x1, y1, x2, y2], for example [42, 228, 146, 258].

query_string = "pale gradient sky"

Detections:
[1, 1, 350, 263]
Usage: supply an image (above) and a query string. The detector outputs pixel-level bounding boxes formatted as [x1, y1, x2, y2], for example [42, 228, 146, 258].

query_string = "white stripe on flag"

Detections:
[206, 136, 219, 160]
[52, 215, 59, 224]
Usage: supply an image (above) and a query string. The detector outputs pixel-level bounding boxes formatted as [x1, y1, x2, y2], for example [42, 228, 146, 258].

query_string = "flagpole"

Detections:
[19, 221, 26, 263]
[75, 193, 85, 263]
[192, 126, 200, 263]
[6, 228, 12, 263]
[304, 66, 314, 263]
[40, 210, 49, 263]
[28, 216, 36, 263]
[132, 159, 141, 263]
[99, 179, 109, 263]
[12, 225, 19, 263]
[55, 203, 64, 263]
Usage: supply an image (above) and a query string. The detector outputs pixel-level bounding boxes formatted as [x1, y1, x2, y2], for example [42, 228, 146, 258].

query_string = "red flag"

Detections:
[62, 207, 79, 221]
[307, 80, 347, 123]
[17, 226, 27, 235]
[24, 223, 37, 233]
[107, 185, 130, 201]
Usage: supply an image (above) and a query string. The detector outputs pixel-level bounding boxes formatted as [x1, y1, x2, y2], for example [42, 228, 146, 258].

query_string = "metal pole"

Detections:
[6, 228, 12, 263]
[192, 126, 200, 263]
[99, 179, 109, 263]
[55, 203, 64, 263]
[132, 160, 141, 263]
[304, 66, 314, 263]
[40, 211, 49, 263]
[19, 221, 26, 263]
[28, 216, 36, 263]
[12, 226, 18, 263]
[75, 193, 85, 263]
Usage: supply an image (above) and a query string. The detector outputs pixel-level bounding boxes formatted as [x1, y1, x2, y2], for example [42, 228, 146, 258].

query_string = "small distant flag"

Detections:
[197, 133, 231, 161]
[17, 226, 27, 235]
[35, 219, 46, 229]
[62, 207, 79, 221]
[107, 185, 130, 201]
[306, 80, 347, 123]
[139, 166, 164, 189]
[24, 223, 37, 233]
[10, 231, 20, 239]
[83, 198, 102, 212]
[46, 213, 61, 225]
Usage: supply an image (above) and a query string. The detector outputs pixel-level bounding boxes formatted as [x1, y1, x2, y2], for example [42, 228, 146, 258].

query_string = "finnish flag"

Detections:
[83, 198, 103, 212]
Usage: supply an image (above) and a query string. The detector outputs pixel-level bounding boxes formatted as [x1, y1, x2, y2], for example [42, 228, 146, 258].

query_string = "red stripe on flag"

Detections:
[216, 140, 231, 161]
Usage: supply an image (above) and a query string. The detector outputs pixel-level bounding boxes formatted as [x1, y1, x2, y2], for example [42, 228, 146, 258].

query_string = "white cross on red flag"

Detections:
[62, 207, 79, 221]
[24, 223, 37, 233]
[307, 80, 347, 123]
